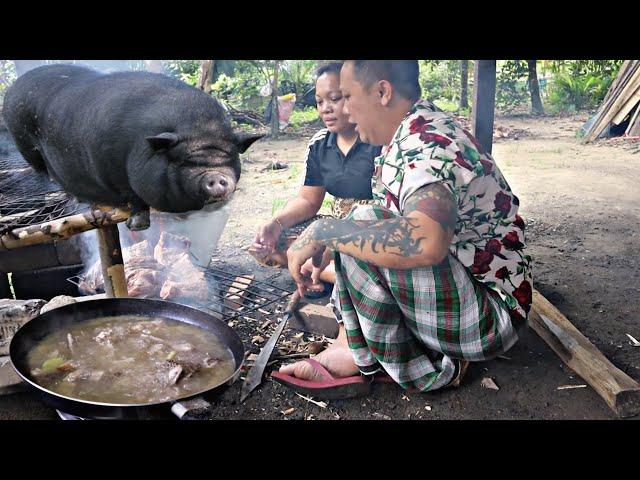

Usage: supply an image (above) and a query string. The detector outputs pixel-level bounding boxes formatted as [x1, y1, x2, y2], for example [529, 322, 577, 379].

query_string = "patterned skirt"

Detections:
[330, 204, 520, 392]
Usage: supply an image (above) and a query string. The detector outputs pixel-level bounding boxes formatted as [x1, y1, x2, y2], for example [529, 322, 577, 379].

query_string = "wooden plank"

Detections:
[471, 60, 497, 154]
[224, 275, 254, 309]
[612, 84, 640, 125]
[583, 61, 639, 141]
[531, 289, 640, 418]
[584, 66, 640, 142]
[625, 104, 640, 136]
[96, 225, 128, 298]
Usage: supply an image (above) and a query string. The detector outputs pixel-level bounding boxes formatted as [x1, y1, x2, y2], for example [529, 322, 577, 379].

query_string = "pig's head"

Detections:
[129, 127, 262, 213]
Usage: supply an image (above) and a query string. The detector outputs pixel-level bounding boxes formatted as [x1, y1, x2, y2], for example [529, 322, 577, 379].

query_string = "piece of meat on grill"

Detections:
[159, 252, 209, 303]
[127, 267, 166, 298]
[154, 231, 191, 266]
[80, 239, 164, 297]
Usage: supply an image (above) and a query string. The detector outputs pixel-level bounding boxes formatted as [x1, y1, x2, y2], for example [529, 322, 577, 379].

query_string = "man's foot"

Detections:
[278, 343, 359, 381]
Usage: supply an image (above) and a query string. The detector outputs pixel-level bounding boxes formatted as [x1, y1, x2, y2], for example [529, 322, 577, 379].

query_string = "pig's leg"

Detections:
[125, 200, 151, 231]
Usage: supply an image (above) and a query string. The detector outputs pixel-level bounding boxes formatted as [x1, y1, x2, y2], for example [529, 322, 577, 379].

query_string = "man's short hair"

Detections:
[348, 60, 421, 102]
[316, 62, 343, 79]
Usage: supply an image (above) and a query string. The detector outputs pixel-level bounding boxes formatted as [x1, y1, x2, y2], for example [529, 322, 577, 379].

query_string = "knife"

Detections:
[240, 289, 302, 402]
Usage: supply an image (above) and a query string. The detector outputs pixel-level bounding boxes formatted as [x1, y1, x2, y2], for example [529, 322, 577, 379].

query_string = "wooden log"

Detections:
[224, 275, 254, 309]
[471, 60, 497, 154]
[531, 289, 640, 418]
[0, 207, 131, 251]
[96, 225, 128, 298]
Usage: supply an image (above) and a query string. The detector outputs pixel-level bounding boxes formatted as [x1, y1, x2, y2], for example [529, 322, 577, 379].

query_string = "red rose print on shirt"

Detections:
[495, 266, 510, 280]
[420, 132, 452, 147]
[494, 191, 512, 217]
[502, 231, 525, 251]
[472, 249, 494, 275]
[512, 280, 532, 312]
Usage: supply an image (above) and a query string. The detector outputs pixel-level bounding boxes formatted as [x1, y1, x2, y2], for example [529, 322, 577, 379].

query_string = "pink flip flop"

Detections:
[271, 358, 374, 400]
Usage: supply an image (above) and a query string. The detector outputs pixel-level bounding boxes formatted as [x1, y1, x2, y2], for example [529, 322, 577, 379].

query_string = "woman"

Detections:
[250, 62, 381, 297]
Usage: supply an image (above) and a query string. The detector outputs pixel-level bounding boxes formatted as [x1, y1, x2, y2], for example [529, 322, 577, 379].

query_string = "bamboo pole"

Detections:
[96, 224, 128, 298]
[0, 207, 131, 251]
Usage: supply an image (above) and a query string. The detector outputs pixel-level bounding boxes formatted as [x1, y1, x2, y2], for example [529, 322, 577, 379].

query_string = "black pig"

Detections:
[2, 64, 262, 230]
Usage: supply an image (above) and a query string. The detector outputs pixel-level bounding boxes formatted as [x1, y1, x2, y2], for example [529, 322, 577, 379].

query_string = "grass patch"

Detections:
[289, 107, 319, 128]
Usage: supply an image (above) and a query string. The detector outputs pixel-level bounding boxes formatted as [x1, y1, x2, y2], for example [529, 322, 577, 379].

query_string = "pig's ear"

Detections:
[236, 133, 264, 153]
[146, 132, 180, 151]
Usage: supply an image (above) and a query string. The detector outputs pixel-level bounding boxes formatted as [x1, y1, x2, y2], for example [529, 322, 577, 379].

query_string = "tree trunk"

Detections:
[13, 60, 43, 77]
[270, 61, 280, 138]
[197, 60, 216, 94]
[527, 60, 545, 115]
[460, 60, 469, 110]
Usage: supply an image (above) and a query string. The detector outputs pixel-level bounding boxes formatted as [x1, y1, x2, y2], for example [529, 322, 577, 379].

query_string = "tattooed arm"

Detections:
[287, 183, 457, 291]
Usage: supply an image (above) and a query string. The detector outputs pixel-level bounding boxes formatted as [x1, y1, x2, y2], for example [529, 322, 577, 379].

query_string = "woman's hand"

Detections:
[251, 219, 283, 255]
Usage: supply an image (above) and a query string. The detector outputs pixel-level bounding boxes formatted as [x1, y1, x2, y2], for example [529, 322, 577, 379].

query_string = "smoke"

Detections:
[77, 206, 230, 278]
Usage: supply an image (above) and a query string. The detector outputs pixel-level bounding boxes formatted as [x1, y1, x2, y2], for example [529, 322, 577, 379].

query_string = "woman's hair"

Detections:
[315, 62, 343, 79]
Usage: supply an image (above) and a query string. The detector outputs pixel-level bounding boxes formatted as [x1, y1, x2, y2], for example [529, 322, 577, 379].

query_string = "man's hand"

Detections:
[287, 223, 326, 296]
[301, 248, 333, 286]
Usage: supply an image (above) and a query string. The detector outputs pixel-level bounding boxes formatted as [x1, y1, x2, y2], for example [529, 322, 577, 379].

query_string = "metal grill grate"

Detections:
[0, 133, 85, 235]
[67, 265, 292, 321]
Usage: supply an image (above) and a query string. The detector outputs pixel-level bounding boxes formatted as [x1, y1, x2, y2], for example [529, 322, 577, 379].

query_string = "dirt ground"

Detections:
[3, 113, 639, 420]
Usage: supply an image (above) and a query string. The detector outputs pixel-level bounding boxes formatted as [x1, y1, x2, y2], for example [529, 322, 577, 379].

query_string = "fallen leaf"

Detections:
[282, 407, 295, 416]
[260, 320, 272, 330]
[557, 384, 587, 390]
[481, 377, 500, 390]
[626, 333, 640, 347]
[425, 405, 432, 411]
[372, 413, 391, 420]
[401, 395, 410, 402]
[296, 393, 328, 408]
[251, 335, 265, 344]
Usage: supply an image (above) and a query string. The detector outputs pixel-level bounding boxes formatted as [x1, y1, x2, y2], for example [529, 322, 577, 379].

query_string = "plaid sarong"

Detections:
[331, 204, 520, 392]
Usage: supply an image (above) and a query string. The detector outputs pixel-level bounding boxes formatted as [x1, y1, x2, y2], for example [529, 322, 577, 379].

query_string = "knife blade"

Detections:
[240, 289, 301, 402]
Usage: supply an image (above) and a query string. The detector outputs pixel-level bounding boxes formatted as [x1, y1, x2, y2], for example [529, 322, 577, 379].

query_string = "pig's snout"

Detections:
[202, 173, 232, 200]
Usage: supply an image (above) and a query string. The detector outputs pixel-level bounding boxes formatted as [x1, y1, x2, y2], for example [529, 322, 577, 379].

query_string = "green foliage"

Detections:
[432, 98, 459, 112]
[0, 60, 17, 104]
[419, 60, 463, 104]
[289, 106, 319, 128]
[162, 60, 201, 86]
[281, 60, 316, 97]
[541, 60, 624, 77]
[495, 60, 529, 112]
[211, 72, 265, 110]
[546, 73, 614, 112]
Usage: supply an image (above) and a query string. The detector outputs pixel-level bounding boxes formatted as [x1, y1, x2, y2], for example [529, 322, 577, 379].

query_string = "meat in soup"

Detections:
[27, 316, 235, 404]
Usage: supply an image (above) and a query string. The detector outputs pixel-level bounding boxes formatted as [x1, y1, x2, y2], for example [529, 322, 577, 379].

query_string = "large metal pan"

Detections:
[9, 298, 245, 419]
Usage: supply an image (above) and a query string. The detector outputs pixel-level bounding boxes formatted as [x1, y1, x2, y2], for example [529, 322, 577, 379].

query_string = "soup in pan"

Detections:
[27, 316, 235, 404]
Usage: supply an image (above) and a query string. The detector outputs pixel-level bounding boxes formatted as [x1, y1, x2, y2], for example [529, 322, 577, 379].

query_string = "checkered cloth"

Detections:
[330, 204, 520, 392]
